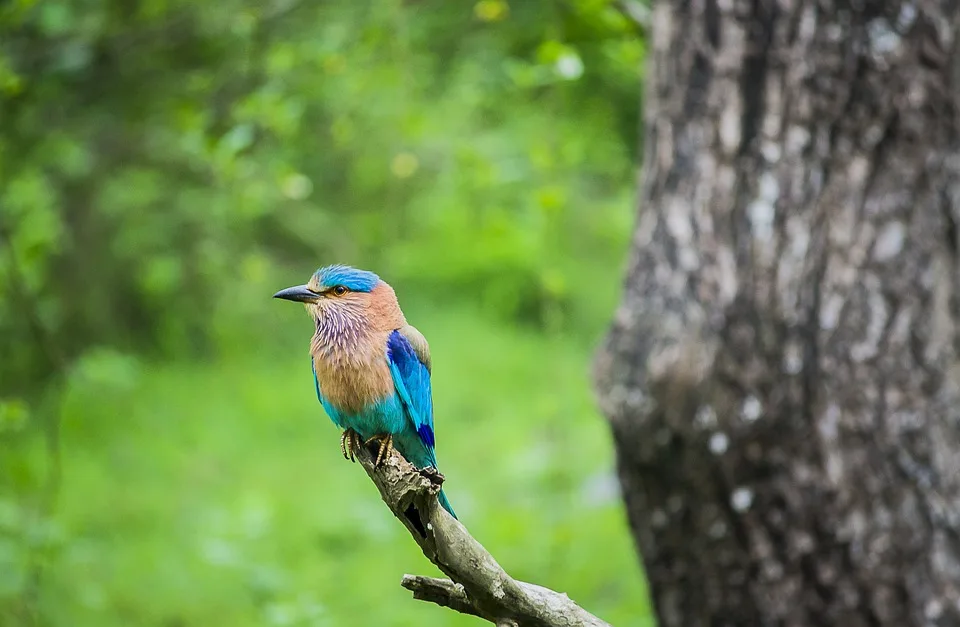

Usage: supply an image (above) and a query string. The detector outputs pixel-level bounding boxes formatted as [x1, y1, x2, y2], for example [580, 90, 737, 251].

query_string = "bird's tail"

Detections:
[438, 489, 457, 520]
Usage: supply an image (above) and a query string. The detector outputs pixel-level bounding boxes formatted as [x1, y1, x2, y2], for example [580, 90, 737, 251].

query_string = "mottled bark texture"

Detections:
[592, 0, 960, 625]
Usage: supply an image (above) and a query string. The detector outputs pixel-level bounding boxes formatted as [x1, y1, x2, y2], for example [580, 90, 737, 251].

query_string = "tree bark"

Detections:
[592, 0, 960, 625]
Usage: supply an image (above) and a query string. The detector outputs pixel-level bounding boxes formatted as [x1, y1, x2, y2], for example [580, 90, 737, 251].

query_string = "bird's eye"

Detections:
[332, 285, 348, 296]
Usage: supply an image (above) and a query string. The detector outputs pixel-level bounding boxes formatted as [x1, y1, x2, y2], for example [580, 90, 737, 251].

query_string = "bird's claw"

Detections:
[364, 434, 394, 468]
[340, 429, 361, 462]
[419, 466, 445, 486]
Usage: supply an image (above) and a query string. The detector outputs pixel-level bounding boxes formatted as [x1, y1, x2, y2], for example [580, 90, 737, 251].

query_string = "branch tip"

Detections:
[354, 445, 612, 626]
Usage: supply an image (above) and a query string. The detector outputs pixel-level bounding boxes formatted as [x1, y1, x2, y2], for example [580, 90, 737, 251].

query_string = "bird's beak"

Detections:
[272, 285, 320, 303]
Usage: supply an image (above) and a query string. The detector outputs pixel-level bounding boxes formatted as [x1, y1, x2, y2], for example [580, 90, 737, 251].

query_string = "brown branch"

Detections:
[352, 442, 612, 627]
[401, 575, 485, 619]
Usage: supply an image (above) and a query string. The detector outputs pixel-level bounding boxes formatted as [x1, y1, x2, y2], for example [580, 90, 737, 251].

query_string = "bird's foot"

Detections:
[340, 429, 361, 462]
[418, 466, 445, 486]
[364, 434, 394, 468]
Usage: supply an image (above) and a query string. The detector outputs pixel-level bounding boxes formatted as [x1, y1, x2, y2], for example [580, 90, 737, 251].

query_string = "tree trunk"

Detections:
[592, 0, 960, 625]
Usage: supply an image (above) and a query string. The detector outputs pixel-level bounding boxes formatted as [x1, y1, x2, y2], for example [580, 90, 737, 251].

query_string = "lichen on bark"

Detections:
[593, 0, 960, 624]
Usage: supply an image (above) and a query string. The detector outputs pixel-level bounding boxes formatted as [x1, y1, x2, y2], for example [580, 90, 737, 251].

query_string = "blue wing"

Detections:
[386, 326, 435, 454]
[386, 327, 458, 519]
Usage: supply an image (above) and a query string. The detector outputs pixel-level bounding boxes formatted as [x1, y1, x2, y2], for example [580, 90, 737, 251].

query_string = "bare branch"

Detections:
[352, 443, 612, 627]
[400, 575, 485, 619]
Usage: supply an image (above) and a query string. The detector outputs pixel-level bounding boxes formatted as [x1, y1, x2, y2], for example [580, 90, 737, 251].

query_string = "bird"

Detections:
[273, 264, 456, 518]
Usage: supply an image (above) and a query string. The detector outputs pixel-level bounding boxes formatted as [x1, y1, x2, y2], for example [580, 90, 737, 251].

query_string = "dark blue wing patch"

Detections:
[417, 423, 435, 449]
[386, 330, 416, 374]
[387, 329, 435, 450]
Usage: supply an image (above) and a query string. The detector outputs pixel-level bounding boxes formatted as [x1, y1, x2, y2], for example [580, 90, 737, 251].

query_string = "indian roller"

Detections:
[273, 264, 456, 518]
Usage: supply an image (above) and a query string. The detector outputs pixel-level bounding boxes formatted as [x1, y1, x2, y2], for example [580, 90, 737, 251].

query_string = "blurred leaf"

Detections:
[220, 124, 256, 157]
[389, 152, 419, 179]
[0, 399, 29, 434]
[69, 348, 142, 393]
[0, 54, 23, 95]
[280, 173, 313, 200]
[475, 0, 510, 22]
[37, 1, 72, 35]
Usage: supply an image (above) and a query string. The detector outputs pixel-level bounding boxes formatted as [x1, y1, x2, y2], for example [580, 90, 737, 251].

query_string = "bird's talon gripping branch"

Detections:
[419, 466, 446, 486]
[341, 429, 361, 462]
[365, 434, 394, 468]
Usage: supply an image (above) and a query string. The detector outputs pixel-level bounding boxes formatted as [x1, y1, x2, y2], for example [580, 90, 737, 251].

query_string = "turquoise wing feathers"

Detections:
[386, 325, 456, 518]
[386, 325, 436, 458]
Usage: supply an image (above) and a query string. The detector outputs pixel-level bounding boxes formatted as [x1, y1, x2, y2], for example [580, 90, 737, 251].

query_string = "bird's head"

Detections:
[273, 265, 403, 343]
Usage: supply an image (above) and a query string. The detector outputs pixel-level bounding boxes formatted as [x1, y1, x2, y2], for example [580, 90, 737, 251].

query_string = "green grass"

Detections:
[40, 304, 652, 626]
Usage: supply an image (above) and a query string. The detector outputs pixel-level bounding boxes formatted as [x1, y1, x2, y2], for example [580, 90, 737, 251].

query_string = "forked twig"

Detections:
[352, 442, 612, 627]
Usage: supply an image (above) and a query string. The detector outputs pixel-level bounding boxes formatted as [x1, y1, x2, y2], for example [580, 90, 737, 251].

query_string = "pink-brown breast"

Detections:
[312, 329, 395, 414]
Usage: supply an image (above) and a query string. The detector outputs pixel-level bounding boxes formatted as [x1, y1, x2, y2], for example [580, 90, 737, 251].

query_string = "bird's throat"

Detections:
[310, 306, 368, 362]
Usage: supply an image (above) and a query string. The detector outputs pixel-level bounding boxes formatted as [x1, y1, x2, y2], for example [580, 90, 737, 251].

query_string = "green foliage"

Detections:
[1, 0, 649, 624]
[13, 307, 651, 627]
[0, 0, 641, 389]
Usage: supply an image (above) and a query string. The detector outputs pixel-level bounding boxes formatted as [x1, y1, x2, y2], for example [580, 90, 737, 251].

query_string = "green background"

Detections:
[1, 0, 653, 624]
